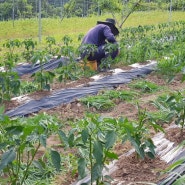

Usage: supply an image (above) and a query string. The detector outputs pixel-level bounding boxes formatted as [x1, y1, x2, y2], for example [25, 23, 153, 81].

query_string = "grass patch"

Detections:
[0, 11, 185, 47]
[80, 89, 137, 111]
[128, 79, 161, 93]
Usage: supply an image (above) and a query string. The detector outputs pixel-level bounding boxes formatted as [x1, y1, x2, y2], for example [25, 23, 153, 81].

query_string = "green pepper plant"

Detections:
[3, 39, 21, 70]
[22, 38, 37, 62]
[152, 91, 185, 136]
[0, 107, 61, 185]
[78, 43, 98, 71]
[118, 104, 164, 159]
[0, 39, 21, 102]
[31, 50, 55, 90]
[60, 35, 76, 61]
[0, 71, 20, 102]
[56, 35, 83, 82]
[56, 61, 79, 83]
[45, 36, 59, 56]
[99, 43, 119, 70]
[58, 114, 118, 185]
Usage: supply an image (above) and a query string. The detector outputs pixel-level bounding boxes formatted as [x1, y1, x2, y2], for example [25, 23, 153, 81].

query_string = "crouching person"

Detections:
[79, 18, 120, 71]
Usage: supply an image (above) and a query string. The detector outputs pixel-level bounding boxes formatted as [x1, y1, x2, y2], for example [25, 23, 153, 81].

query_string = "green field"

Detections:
[0, 10, 185, 48]
[1, 9, 185, 185]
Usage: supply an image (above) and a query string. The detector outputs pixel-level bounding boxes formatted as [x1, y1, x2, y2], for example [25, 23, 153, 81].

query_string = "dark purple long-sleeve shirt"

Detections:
[81, 24, 117, 46]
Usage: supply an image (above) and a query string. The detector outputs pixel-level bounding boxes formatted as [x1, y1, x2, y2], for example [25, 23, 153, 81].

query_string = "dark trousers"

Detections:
[81, 44, 119, 66]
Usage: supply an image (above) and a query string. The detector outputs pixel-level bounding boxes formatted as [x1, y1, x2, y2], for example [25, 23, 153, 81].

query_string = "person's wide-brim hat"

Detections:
[97, 19, 119, 36]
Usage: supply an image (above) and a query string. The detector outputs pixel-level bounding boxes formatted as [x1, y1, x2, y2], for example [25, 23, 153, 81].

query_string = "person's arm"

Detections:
[103, 26, 117, 43]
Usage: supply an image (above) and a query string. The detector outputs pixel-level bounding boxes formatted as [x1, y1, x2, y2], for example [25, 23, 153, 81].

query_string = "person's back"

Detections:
[82, 24, 117, 46]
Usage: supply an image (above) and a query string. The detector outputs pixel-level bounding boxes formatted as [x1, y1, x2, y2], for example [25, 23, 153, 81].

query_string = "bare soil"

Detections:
[3, 66, 185, 185]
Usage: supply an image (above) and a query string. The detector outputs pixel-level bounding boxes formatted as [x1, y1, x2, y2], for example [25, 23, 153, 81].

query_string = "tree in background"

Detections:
[0, 1, 12, 20]
[0, 0, 184, 21]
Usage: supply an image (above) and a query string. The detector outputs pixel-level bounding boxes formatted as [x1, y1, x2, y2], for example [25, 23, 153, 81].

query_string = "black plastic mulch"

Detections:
[13, 56, 70, 76]
[6, 64, 156, 118]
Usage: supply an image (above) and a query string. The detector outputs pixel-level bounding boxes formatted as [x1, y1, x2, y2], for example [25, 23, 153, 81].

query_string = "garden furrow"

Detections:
[5, 63, 156, 118]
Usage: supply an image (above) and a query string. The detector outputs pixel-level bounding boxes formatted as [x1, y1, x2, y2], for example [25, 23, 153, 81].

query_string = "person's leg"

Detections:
[88, 44, 119, 71]
[87, 45, 105, 66]
[83, 43, 119, 62]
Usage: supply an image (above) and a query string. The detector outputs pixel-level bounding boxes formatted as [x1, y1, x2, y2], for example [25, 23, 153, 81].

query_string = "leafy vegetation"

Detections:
[22, 38, 37, 62]
[0, 11, 185, 48]
[0, 71, 20, 102]
[19, 81, 38, 95]
[152, 91, 185, 136]
[0, 107, 61, 184]
[0, 6, 185, 185]
[120, 20, 185, 65]
[1, 0, 184, 21]
[117, 104, 164, 159]
[157, 42, 185, 82]
[31, 50, 55, 90]
[128, 79, 161, 93]
[59, 114, 118, 184]
[80, 89, 137, 111]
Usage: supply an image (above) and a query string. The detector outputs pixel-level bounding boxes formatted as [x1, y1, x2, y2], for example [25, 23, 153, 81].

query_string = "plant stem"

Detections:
[89, 135, 93, 185]
[20, 142, 41, 185]
[14, 148, 21, 183]
[181, 107, 185, 136]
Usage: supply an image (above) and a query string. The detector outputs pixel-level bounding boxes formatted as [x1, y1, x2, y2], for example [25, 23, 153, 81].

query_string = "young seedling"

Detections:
[31, 50, 55, 90]
[80, 89, 137, 111]
[80, 94, 115, 111]
[3, 39, 21, 71]
[22, 38, 37, 62]
[0, 71, 20, 102]
[45, 36, 59, 56]
[129, 79, 160, 93]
